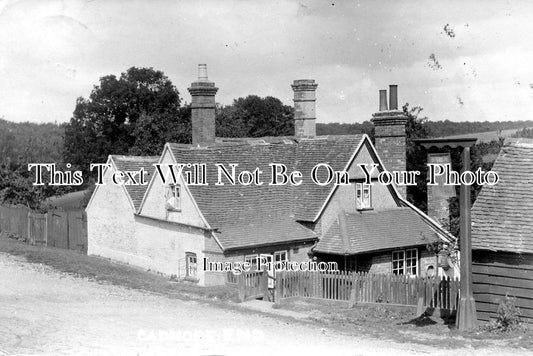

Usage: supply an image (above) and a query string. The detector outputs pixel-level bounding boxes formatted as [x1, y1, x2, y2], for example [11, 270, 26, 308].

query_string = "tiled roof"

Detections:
[314, 208, 441, 255]
[168, 135, 363, 250]
[472, 138, 533, 254]
[111, 155, 159, 212]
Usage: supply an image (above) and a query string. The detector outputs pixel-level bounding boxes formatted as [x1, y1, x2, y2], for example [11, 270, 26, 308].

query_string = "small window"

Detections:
[185, 252, 197, 278]
[244, 254, 258, 267]
[405, 248, 418, 275]
[356, 183, 372, 210]
[392, 249, 418, 276]
[165, 184, 181, 211]
[274, 251, 287, 264]
[392, 250, 405, 275]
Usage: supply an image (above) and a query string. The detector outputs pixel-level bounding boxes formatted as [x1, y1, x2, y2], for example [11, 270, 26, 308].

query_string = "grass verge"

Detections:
[277, 297, 533, 350]
[0, 236, 238, 302]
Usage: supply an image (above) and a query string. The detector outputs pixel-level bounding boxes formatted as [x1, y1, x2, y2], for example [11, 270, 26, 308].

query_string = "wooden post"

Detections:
[261, 266, 269, 301]
[27, 210, 31, 243]
[237, 273, 245, 302]
[456, 146, 478, 330]
[416, 277, 425, 316]
[274, 271, 282, 302]
[414, 138, 478, 328]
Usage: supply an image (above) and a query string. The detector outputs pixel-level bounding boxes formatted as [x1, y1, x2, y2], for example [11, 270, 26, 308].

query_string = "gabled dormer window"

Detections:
[356, 183, 372, 210]
[165, 184, 181, 211]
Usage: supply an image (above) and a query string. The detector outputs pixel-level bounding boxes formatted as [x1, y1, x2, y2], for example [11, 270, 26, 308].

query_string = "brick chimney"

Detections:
[371, 85, 408, 197]
[427, 152, 456, 226]
[188, 64, 218, 146]
[292, 79, 318, 138]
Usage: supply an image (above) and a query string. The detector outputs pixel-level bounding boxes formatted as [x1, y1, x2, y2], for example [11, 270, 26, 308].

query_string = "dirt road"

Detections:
[0, 253, 525, 355]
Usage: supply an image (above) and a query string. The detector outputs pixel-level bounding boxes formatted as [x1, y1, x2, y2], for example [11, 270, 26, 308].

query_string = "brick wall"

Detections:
[372, 111, 408, 197]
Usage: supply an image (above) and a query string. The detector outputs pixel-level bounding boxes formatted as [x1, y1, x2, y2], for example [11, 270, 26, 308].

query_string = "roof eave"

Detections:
[222, 236, 318, 253]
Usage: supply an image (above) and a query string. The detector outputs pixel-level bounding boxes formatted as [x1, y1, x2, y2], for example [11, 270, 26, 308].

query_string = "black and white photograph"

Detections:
[0, 0, 532, 355]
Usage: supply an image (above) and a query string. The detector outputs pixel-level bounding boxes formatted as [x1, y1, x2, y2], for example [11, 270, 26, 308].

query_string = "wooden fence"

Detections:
[0, 205, 29, 238]
[236, 270, 269, 302]
[275, 270, 460, 311]
[0, 205, 87, 253]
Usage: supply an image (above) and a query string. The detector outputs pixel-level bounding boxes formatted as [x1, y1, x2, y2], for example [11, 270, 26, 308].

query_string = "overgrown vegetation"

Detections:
[481, 294, 523, 333]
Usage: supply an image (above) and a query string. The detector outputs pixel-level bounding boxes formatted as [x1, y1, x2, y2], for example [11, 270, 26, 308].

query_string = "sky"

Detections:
[0, 0, 532, 124]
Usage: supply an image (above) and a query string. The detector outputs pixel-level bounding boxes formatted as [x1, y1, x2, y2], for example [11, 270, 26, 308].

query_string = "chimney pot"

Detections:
[198, 64, 208, 82]
[379, 89, 388, 111]
[371, 84, 408, 197]
[389, 84, 398, 110]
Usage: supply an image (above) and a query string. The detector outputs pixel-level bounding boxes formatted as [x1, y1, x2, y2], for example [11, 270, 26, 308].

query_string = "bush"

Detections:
[483, 294, 522, 332]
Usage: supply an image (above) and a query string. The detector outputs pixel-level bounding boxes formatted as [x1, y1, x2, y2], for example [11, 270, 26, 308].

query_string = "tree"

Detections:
[0, 164, 72, 211]
[0, 118, 65, 167]
[129, 106, 192, 155]
[513, 127, 533, 138]
[64, 67, 186, 174]
[216, 95, 294, 137]
[445, 138, 503, 237]
[317, 121, 374, 137]
[403, 103, 431, 211]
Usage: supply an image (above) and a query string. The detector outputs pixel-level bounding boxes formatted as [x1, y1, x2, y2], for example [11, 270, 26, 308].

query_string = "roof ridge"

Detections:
[111, 155, 159, 161]
[166, 134, 364, 149]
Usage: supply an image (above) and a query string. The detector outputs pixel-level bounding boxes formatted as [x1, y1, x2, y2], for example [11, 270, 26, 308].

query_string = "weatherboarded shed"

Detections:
[471, 138, 533, 325]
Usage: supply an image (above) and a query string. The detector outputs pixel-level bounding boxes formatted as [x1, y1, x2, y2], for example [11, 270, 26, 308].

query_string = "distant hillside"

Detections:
[317, 121, 374, 136]
[2, 117, 533, 166]
[0, 118, 65, 166]
[318, 119, 533, 140]
[425, 120, 533, 139]
[438, 127, 533, 143]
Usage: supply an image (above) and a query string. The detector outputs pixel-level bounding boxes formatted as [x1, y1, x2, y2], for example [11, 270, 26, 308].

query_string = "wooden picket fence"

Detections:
[0, 205, 87, 253]
[236, 270, 269, 302]
[275, 270, 460, 311]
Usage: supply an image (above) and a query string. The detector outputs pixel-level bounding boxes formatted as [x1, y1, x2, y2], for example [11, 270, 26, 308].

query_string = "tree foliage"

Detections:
[512, 127, 533, 139]
[216, 95, 294, 138]
[0, 164, 72, 211]
[0, 118, 69, 209]
[129, 107, 191, 155]
[445, 138, 503, 237]
[0, 118, 64, 167]
[64, 67, 187, 173]
[402, 104, 431, 211]
[317, 121, 374, 137]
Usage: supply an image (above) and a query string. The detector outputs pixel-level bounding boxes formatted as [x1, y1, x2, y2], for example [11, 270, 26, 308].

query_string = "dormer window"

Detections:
[355, 183, 372, 210]
[165, 184, 181, 211]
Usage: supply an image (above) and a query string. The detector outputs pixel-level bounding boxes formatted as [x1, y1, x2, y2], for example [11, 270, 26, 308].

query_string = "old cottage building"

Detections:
[87, 65, 455, 286]
[471, 138, 533, 324]
[87, 155, 158, 267]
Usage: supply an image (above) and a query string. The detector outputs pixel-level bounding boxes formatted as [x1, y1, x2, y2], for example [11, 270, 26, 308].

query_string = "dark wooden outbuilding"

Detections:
[471, 138, 533, 324]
